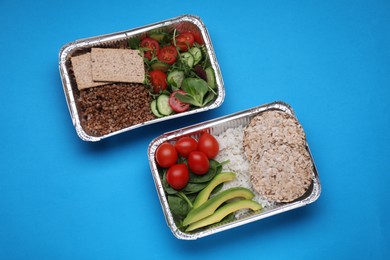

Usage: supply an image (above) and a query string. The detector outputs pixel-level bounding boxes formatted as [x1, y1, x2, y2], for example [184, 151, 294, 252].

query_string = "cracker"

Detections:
[91, 48, 145, 83]
[249, 144, 313, 202]
[71, 53, 111, 90]
[243, 110, 313, 203]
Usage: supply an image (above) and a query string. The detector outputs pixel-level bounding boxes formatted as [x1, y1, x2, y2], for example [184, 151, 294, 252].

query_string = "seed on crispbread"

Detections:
[71, 53, 112, 90]
[243, 110, 313, 203]
[90, 48, 145, 83]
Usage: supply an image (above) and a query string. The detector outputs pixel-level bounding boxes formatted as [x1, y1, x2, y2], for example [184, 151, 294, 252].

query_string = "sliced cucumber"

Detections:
[167, 70, 185, 88]
[151, 99, 163, 118]
[156, 94, 173, 116]
[205, 67, 216, 89]
[148, 30, 169, 42]
[180, 52, 194, 68]
[189, 47, 202, 65]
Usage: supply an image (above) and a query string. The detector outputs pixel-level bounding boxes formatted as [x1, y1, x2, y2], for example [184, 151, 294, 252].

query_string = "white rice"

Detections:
[214, 126, 274, 218]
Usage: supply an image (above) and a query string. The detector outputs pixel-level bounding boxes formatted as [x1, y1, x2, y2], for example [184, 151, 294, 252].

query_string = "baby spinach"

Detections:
[182, 182, 209, 194]
[167, 193, 196, 218]
[175, 78, 216, 107]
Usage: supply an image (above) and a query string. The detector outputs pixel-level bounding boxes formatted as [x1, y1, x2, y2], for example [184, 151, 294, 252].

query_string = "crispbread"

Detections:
[91, 48, 145, 83]
[71, 53, 112, 90]
[249, 144, 313, 202]
[243, 110, 313, 203]
[243, 110, 306, 162]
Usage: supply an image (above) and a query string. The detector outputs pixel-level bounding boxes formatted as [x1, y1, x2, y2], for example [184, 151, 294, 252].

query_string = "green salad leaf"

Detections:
[175, 78, 215, 107]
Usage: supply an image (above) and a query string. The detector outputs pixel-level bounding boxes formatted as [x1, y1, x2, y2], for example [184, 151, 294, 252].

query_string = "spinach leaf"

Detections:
[176, 78, 212, 107]
[182, 182, 208, 194]
[168, 194, 191, 217]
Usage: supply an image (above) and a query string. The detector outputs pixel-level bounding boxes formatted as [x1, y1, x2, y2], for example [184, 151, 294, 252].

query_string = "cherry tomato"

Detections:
[188, 151, 210, 175]
[198, 132, 219, 159]
[166, 164, 190, 190]
[169, 90, 190, 113]
[176, 22, 203, 44]
[155, 142, 178, 168]
[174, 32, 195, 52]
[190, 31, 204, 44]
[158, 46, 178, 65]
[140, 37, 160, 60]
[174, 136, 198, 158]
[149, 70, 167, 93]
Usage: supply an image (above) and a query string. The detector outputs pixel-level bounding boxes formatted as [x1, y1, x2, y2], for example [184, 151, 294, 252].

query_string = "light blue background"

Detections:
[1, 0, 389, 259]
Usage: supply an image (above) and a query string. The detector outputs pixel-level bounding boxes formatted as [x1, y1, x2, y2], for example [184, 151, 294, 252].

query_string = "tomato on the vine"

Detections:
[198, 132, 219, 159]
[149, 70, 167, 93]
[166, 163, 189, 190]
[169, 90, 190, 113]
[155, 142, 178, 168]
[174, 32, 195, 52]
[158, 46, 178, 65]
[174, 136, 198, 158]
[188, 151, 210, 175]
[140, 37, 160, 60]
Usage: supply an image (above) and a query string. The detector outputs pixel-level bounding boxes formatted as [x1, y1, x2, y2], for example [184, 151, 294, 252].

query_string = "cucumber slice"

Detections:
[151, 99, 163, 118]
[189, 47, 202, 65]
[180, 52, 194, 68]
[157, 94, 173, 116]
[167, 70, 185, 88]
[148, 30, 169, 42]
[205, 67, 216, 89]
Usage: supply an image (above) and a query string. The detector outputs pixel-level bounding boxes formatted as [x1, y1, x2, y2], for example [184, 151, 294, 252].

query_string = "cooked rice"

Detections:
[215, 126, 274, 216]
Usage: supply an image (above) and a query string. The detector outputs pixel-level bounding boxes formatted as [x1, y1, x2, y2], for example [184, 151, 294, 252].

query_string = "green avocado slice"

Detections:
[185, 199, 262, 232]
[183, 187, 254, 226]
[192, 171, 236, 209]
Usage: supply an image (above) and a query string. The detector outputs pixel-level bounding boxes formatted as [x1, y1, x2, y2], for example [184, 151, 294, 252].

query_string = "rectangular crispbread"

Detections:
[91, 48, 145, 83]
[71, 53, 112, 90]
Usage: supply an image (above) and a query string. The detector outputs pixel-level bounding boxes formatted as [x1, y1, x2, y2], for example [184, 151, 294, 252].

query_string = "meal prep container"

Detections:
[148, 101, 321, 240]
[59, 15, 225, 141]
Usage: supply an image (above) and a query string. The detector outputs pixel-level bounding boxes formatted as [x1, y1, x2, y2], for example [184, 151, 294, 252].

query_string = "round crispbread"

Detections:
[243, 110, 313, 203]
[243, 110, 306, 162]
[249, 144, 313, 202]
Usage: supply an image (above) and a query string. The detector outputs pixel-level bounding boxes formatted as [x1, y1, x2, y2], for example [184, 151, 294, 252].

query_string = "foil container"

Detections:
[148, 101, 321, 240]
[58, 15, 225, 141]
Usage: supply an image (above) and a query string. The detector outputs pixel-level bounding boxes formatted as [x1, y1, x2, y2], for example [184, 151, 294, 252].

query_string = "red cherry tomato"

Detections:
[149, 70, 167, 93]
[190, 31, 204, 44]
[166, 164, 190, 190]
[198, 132, 219, 159]
[158, 46, 178, 65]
[174, 32, 195, 52]
[188, 151, 210, 175]
[140, 37, 160, 60]
[155, 142, 178, 168]
[169, 90, 190, 113]
[174, 136, 198, 158]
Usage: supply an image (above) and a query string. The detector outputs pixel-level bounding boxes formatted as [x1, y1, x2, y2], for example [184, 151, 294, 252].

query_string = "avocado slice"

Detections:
[192, 172, 236, 209]
[183, 187, 254, 226]
[185, 199, 262, 232]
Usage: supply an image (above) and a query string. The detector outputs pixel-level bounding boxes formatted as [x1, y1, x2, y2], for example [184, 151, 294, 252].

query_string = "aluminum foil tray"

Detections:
[59, 15, 225, 141]
[148, 101, 321, 240]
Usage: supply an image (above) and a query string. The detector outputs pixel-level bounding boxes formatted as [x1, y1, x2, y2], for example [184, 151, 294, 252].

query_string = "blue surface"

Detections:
[1, 0, 389, 259]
